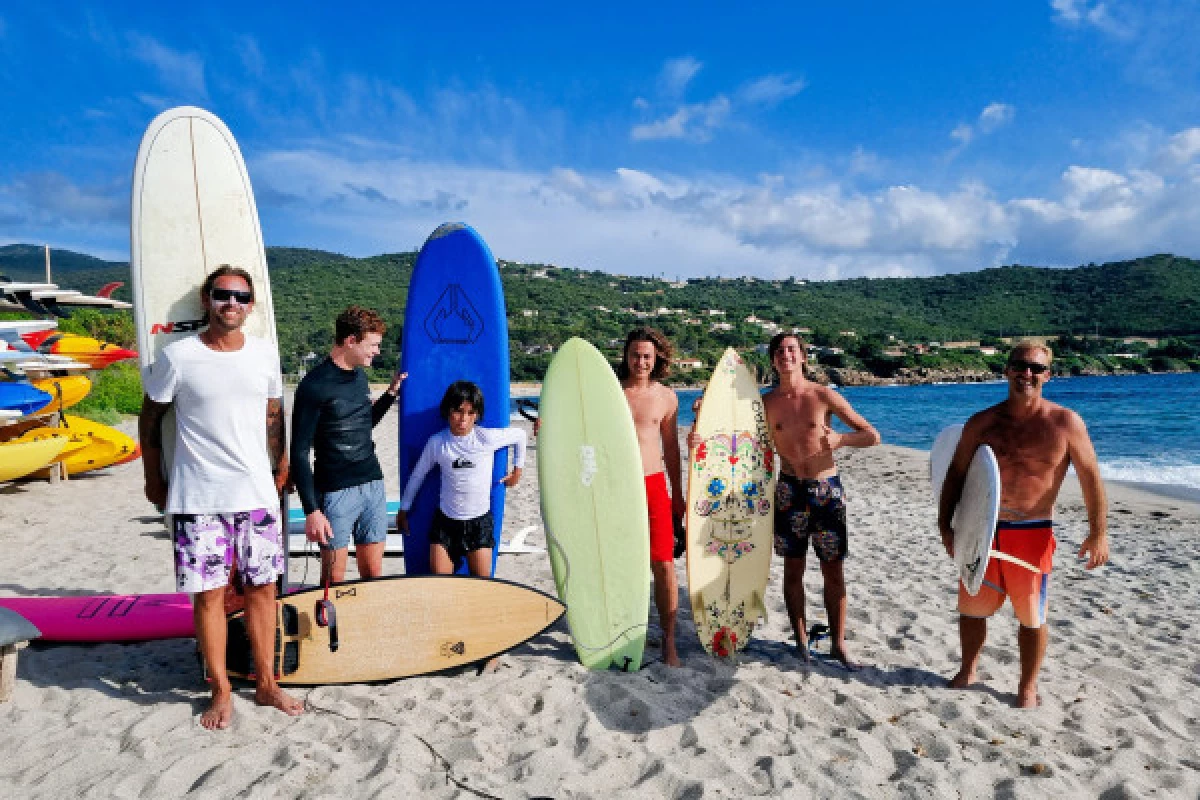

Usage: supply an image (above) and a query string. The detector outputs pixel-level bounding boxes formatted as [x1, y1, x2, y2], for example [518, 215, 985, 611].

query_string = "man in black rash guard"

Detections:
[290, 306, 404, 583]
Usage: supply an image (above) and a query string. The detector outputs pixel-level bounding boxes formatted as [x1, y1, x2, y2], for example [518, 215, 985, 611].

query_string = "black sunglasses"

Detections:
[1008, 359, 1049, 375]
[210, 287, 253, 305]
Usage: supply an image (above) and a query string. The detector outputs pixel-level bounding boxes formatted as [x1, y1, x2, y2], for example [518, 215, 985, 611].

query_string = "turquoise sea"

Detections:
[517, 372, 1200, 499]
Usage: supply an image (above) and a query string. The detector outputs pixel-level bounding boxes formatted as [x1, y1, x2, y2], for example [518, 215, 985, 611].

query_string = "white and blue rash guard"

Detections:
[399, 426, 528, 520]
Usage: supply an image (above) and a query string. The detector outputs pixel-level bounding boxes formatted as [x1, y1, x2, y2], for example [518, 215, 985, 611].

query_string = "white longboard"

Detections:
[131, 106, 288, 584]
[930, 424, 1037, 595]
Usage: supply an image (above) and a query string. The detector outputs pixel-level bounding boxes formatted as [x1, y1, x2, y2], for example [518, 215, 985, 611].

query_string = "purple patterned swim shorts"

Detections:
[172, 509, 283, 593]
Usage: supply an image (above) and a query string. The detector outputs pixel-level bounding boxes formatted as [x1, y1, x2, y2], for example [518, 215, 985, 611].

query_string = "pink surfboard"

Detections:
[0, 594, 194, 642]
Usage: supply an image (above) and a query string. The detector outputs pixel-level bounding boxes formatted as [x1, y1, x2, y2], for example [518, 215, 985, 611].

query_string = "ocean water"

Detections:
[516, 372, 1200, 496]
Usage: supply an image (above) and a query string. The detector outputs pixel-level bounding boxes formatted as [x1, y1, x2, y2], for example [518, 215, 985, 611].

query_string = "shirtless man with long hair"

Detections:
[618, 327, 686, 667]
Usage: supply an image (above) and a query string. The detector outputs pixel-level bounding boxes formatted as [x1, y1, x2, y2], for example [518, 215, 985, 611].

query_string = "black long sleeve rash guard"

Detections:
[289, 357, 396, 515]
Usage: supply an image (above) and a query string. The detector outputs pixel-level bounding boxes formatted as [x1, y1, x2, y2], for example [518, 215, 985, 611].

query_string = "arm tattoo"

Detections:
[266, 398, 286, 470]
[138, 397, 170, 449]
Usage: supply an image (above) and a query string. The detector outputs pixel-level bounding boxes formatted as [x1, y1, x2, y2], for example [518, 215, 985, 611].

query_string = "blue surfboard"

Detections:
[0, 382, 53, 416]
[400, 223, 511, 576]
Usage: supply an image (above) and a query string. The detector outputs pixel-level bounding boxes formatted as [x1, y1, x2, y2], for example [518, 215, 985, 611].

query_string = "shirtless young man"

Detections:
[939, 340, 1108, 708]
[765, 333, 880, 668]
[619, 328, 686, 667]
[139, 266, 303, 729]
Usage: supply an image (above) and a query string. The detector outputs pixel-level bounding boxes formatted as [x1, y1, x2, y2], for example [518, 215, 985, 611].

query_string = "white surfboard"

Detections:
[931, 424, 1004, 595]
[931, 425, 1041, 594]
[131, 106, 287, 583]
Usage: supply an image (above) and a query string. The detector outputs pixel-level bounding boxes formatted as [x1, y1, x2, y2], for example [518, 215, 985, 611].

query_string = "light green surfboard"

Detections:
[538, 338, 650, 671]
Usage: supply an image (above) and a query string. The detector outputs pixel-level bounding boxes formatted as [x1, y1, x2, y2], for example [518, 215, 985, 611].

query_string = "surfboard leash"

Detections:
[302, 693, 509, 799]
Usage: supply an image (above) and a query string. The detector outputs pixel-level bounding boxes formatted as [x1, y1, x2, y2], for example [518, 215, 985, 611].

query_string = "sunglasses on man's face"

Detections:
[210, 288, 253, 305]
[1008, 360, 1049, 375]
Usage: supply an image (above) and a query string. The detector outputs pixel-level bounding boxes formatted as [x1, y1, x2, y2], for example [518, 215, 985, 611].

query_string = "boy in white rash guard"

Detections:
[396, 381, 526, 576]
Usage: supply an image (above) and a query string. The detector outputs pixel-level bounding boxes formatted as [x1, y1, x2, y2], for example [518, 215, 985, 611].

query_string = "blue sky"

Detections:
[1, 1, 1199, 279]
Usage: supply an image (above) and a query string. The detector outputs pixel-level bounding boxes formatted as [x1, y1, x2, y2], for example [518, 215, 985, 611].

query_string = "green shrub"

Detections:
[72, 362, 143, 415]
[71, 406, 124, 426]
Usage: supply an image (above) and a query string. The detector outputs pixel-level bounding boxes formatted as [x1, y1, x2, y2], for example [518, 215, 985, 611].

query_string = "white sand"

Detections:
[2, 410, 1199, 798]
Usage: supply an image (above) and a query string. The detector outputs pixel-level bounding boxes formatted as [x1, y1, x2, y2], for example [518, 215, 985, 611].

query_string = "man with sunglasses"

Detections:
[139, 265, 303, 729]
[290, 306, 404, 584]
[938, 340, 1108, 708]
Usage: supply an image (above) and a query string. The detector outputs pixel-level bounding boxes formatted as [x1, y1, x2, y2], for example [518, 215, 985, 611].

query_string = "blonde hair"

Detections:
[1008, 339, 1053, 364]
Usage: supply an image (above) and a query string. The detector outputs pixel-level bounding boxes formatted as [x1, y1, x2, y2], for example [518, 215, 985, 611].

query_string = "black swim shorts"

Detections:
[773, 473, 848, 562]
[430, 509, 495, 565]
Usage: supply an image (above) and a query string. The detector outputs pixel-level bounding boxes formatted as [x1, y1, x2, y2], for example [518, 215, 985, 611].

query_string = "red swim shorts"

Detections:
[958, 519, 1056, 629]
[645, 472, 675, 563]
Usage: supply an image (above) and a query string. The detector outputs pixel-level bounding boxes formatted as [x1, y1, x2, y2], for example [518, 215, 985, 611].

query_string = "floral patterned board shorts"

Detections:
[172, 509, 283, 593]
[773, 474, 848, 563]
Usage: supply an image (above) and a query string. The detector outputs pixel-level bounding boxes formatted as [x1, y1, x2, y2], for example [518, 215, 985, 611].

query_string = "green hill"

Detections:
[3, 244, 1198, 381]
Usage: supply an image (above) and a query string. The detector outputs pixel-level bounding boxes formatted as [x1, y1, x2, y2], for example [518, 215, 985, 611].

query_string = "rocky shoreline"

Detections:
[809, 363, 1195, 387]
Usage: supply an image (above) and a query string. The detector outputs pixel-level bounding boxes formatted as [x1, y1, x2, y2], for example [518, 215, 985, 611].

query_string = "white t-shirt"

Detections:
[142, 335, 282, 514]
[400, 426, 527, 520]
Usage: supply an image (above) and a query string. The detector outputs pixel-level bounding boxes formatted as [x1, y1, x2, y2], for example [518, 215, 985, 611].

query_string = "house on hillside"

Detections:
[673, 357, 704, 370]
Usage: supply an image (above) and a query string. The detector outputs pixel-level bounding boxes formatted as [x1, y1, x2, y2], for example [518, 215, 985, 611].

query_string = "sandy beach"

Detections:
[2, 408, 1199, 799]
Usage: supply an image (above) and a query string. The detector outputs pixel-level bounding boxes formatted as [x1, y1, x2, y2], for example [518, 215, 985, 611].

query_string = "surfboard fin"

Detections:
[751, 589, 768, 623]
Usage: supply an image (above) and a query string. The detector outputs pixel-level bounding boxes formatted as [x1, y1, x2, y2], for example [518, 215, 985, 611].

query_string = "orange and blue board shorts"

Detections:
[958, 519, 1056, 629]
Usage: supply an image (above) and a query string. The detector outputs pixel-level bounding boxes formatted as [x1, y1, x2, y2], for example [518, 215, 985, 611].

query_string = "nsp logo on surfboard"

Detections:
[150, 319, 207, 335]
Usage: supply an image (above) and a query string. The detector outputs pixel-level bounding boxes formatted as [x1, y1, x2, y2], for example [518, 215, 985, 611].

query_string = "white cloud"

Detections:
[737, 74, 807, 107]
[978, 102, 1015, 132]
[847, 147, 883, 178]
[630, 96, 730, 142]
[1160, 127, 1200, 167]
[1050, 0, 1130, 36]
[11, 130, 1200, 281]
[243, 126, 1200, 280]
[659, 56, 702, 98]
[236, 35, 265, 79]
[127, 33, 207, 99]
[949, 102, 1015, 151]
[631, 63, 804, 143]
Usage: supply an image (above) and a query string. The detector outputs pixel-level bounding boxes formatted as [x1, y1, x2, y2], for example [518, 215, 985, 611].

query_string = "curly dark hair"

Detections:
[334, 305, 387, 345]
[439, 380, 485, 420]
[616, 327, 673, 382]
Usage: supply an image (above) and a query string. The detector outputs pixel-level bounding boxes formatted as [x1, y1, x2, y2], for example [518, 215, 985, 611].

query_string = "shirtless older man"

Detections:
[618, 328, 686, 667]
[939, 340, 1108, 708]
[765, 333, 880, 667]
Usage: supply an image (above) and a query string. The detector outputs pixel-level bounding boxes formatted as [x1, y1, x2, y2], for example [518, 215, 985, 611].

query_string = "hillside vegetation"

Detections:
[2, 245, 1198, 383]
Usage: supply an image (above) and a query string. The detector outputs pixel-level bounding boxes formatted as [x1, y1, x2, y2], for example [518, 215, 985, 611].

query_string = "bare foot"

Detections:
[254, 685, 304, 716]
[478, 656, 503, 675]
[200, 689, 234, 730]
[948, 668, 977, 689]
[1016, 687, 1041, 708]
[830, 646, 862, 672]
[663, 641, 682, 667]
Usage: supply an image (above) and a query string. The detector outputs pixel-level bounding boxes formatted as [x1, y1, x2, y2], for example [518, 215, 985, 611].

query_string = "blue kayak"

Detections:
[0, 381, 53, 416]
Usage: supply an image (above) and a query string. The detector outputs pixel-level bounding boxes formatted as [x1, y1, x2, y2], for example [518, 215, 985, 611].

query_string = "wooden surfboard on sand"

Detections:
[223, 576, 565, 684]
[538, 337, 650, 671]
[686, 348, 774, 657]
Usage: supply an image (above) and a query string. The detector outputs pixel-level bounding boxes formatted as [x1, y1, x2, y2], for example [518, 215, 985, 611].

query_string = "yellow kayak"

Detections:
[29, 375, 93, 416]
[20, 415, 140, 477]
[0, 436, 69, 481]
